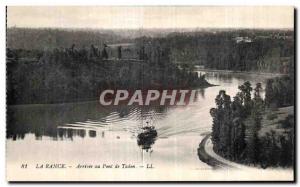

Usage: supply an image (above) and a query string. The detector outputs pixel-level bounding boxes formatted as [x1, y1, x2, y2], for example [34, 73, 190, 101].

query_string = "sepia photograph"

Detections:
[5, 6, 295, 182]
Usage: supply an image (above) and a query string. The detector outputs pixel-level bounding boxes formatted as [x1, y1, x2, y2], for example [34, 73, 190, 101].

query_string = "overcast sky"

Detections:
[7, 6, 294, 29]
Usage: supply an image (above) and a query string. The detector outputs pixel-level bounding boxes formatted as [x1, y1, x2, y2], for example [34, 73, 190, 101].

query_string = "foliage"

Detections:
[211, 80, 294, 168]
[265, 76, 294, 108]
[7, 48, 210, 105]
[7, 28, 294, 73]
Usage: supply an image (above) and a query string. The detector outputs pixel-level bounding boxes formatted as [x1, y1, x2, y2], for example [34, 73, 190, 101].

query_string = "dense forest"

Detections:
[210, 75, 294, 168]
[164, 30, 294, 73]
[7, 28, 294, 105]
[7, 28, 294, 73]
[7, 47, 209, 105]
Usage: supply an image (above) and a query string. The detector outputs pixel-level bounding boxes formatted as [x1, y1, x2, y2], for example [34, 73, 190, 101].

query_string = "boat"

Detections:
[137, 123, 158, 150]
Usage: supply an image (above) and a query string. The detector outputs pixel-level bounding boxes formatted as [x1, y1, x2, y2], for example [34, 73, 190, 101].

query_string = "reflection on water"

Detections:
[7, 103, 168, 141]
[7, 70, 280, 170]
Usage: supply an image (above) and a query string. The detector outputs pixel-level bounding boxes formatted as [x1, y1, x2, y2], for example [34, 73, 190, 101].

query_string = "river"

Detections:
[6, 70, 293, 181]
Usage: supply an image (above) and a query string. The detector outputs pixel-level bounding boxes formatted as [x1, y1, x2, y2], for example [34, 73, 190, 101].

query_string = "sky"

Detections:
[7, 6, 294, 29]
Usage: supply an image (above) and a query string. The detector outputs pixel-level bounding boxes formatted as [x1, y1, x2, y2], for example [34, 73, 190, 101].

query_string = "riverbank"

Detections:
[197, 134, 228, 169]
[196, 68, 288, 77]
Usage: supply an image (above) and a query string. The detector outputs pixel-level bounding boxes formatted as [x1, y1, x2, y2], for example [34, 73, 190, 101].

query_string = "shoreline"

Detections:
[198, 134, 253, 170]
[196, 68, 288, 77]
[7, 84, 215, 107]
[198, 133, 295, 172]
[197, 134, 232, 169]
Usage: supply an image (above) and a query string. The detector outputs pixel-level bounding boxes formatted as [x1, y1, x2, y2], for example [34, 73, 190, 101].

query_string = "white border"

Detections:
[0, 0, 299, 186]
[1, 0, 300, 6]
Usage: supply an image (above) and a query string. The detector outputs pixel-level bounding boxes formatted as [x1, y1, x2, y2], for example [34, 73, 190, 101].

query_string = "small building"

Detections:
[234, 36, 252, 44]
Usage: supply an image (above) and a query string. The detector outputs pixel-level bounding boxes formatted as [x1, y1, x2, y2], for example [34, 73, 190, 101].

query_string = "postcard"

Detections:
[6, 6, 295, 181]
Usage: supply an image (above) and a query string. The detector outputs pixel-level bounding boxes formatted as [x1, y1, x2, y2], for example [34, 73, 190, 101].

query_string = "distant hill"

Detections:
[7, 28, 125, 50]
[7, 28, 294, 73]
[6, 27, 198, 50]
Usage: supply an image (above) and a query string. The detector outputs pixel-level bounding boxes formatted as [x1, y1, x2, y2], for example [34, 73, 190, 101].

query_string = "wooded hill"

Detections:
[7, 28, 294, 73]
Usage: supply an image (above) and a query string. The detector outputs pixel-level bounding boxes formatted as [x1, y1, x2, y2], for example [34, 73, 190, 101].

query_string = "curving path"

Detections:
[198, 134, 256, 170]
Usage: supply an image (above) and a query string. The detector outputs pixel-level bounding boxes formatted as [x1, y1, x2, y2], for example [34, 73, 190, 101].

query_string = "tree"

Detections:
[211, 90, 233, 157]
[101, 44, 108, 59]
[244, 83, 264, 164]
[231, 95, 246, 160]
[238, 81, 253, 115]
[211, 80, 294, 168]
[118, 46, 122, 59]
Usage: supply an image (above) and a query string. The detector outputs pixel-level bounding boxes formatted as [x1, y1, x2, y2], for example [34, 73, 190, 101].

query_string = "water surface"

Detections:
[7, 70, 284, 180]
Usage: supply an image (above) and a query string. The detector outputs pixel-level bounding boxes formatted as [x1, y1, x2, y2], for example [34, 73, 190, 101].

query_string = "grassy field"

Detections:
[259, 106, 294, 137]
